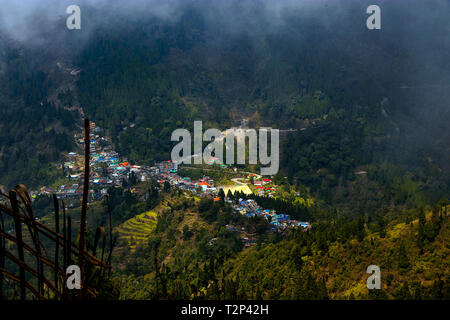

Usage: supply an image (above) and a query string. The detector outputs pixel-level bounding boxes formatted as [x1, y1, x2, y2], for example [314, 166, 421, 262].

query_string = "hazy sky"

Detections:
[1, 0, 449, 42]
[0, 0, 353, 43]
[0, 0, 448, 163]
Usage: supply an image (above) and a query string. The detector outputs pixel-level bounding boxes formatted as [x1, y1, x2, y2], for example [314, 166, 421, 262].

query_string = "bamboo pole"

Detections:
[10, 191, 26, 300]
[79, 118, 91, 299]
[53, 194, 60, 295]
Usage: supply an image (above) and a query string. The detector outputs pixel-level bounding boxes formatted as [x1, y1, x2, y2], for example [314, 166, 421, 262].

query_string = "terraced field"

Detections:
[115, 211, 158, 250]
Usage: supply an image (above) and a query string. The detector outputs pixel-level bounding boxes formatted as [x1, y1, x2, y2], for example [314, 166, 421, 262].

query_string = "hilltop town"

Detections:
[29, 122, 311, 235]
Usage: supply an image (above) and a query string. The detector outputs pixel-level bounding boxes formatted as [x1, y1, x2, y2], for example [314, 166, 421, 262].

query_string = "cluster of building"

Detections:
[146, 167, 312, 234]
[231, 198, 311, 232]
[29, 122, 311, 237]
[159, 174, 224, 202]
[250, 176, 278, 196]
[31, 122, 153, 201]
[225, 224, 258, 248]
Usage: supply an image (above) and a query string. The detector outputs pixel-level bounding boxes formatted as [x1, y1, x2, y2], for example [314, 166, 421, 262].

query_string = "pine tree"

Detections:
[377, 214, 386, 238]
[417, 207, 426, 253]
[398, 242, 410, 271]
[218, 188, 225, 201]
[317, 277, 329, 300]
[396, 282, 412, 300]
[413, 283, 422, 300]
[431, 280, 442, 300]
[357, 215, 365, 242]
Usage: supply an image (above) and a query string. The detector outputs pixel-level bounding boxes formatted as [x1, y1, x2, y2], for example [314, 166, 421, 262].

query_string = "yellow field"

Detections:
[219, 184, 253, 195]
[115, 210, 157, 250]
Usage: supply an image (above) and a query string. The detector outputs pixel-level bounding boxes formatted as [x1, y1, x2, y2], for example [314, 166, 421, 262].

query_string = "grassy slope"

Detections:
[115, 210, 158, 251]
[223, 208, 450, 299]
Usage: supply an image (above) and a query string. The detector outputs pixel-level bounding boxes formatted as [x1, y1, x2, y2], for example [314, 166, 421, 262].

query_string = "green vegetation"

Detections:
[115, 210, 158, 250]
[71, 3, 449, 219]
[113, 196, 449, 300]
[0, 38, 78, 189]
[225, 204, 450, 299]
[1, 0, 449, 301]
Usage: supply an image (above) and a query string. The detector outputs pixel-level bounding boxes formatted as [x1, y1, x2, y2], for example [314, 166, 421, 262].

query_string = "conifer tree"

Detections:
[398, 242, 410, 271]
[417, 207, 426, 253]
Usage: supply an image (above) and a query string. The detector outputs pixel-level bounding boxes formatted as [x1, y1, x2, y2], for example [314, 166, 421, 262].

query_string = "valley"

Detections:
[0, 0, 449, 301]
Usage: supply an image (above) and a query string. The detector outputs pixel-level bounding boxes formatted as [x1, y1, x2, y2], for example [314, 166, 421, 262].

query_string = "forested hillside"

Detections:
[1, 0, 449, 200]
[0, 0, 449, 301]
[0, 34, 78, 190]
[73, 0, 449, 211]
[113, 189, 449, 300]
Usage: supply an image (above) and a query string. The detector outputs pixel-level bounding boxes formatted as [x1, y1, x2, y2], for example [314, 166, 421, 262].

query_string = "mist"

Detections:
[0, 0, 449, 167]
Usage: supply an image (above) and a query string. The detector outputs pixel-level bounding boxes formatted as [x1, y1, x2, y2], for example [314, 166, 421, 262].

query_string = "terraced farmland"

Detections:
[115, 211, 157, 250]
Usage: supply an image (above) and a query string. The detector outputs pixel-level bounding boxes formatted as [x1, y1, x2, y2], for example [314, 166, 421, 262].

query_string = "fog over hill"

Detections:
[0, 0, 449, 188]
[2, 1, 450, 302]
